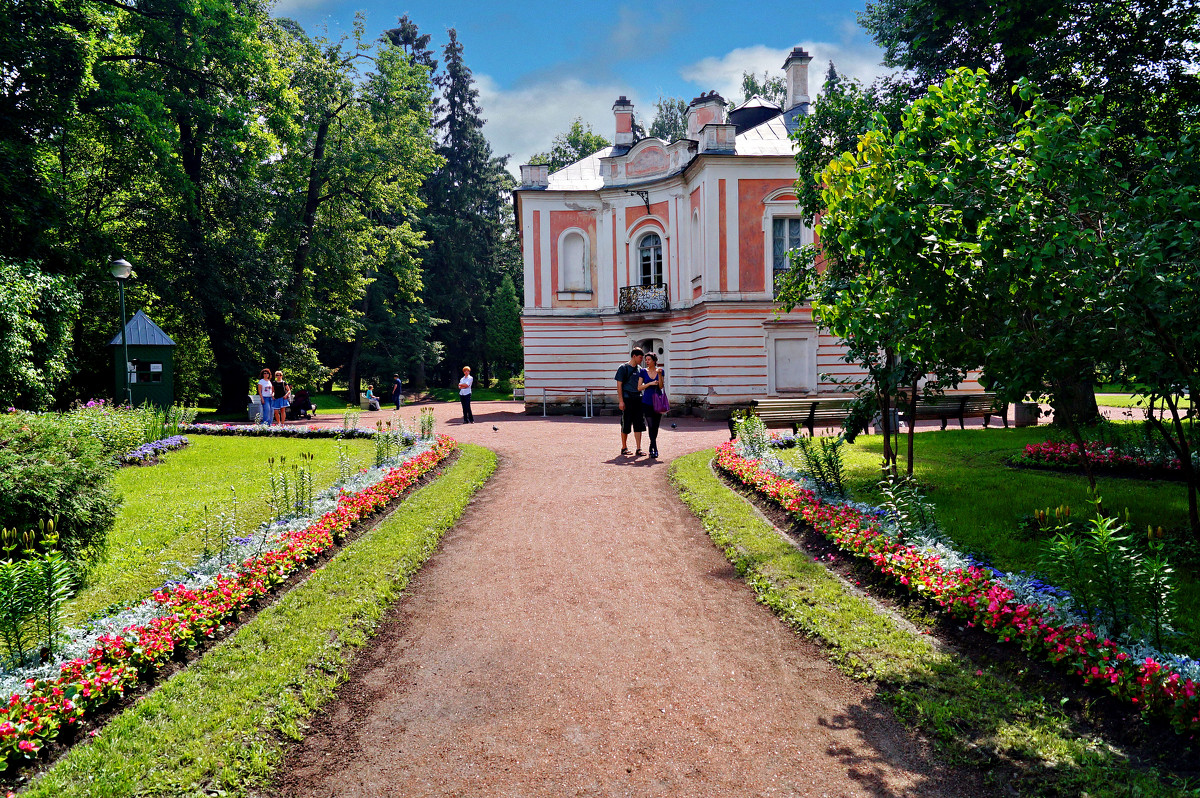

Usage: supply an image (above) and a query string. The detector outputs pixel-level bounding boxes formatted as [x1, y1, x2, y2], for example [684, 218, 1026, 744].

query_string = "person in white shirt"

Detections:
[458, 366, 475, 424]
[256, 368, 274, 426]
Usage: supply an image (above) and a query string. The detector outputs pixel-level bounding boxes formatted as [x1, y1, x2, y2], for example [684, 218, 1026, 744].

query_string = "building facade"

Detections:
[514, 49, 861, 416]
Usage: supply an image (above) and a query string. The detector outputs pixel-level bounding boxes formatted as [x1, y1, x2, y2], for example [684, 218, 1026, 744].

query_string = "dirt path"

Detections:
[272, 402, 971, 797]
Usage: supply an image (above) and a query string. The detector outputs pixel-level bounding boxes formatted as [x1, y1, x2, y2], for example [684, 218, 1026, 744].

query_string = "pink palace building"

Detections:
[515, 48, 852, 417]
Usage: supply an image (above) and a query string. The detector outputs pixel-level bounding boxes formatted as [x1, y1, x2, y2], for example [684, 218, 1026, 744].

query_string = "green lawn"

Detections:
[673, 450, 1192, 796]
[68, 435, 375, 623]
[1095, 393, 1191, 410]
[783, 427, 1200, 654]
[27, 445, 496, 798]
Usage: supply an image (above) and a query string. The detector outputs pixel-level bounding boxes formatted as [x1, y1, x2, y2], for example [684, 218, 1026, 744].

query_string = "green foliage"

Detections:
[528, 117, 611, 172]
[793, 435, 848, 499]
[0, 413, 118, 568]
[733, 412, 769, 458]
[0, 259, 81, 410]
[859, 0, 1200, 149]
[1041, 506, 1178, 647]
[417, 27, 522, 390]
[0, 522, 76, 667]
[738, 70, 786, 106]
[878, 474, 939, 542]
[23, 445, 495, 797]
[647, 96, 687, 142]
[672, 449, 1191, 796]
[484, 274, 522, 380]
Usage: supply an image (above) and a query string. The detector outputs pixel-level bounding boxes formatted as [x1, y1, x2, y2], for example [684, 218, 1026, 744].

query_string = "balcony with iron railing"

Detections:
[618, 282, 669, 314]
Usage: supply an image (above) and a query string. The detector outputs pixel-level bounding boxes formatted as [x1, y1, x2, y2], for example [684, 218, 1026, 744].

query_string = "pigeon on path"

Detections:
[670, 422, 677, 429]
[492, 425, 499, 431]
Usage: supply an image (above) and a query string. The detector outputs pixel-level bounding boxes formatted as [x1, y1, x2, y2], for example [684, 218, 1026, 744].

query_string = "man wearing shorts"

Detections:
[614, 348, 645, 456]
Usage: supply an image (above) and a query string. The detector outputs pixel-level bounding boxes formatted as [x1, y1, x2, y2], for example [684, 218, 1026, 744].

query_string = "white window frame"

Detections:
[637, 231, 664, 286]
[556, 227, 592, 299]
[762, 192, 813, 300]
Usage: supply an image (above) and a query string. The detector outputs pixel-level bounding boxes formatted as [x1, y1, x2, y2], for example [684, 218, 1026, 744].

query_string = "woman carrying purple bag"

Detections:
[638, 353, 668, 459]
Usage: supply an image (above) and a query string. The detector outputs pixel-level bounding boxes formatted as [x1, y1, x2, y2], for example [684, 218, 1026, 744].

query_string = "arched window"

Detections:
[638, 232, 663, 285]
[560, 231, 589, 292]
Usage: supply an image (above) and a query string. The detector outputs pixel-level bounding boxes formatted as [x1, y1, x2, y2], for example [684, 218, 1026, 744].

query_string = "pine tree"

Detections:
[419, 28, 519, 389]
[485, 274, 522, 380]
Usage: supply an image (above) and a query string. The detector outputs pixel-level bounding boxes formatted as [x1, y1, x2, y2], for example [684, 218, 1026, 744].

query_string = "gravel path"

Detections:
[271, 402, 971, 797]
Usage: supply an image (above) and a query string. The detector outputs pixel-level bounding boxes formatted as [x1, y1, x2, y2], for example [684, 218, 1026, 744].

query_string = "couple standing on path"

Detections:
[615, 347, 667, 458]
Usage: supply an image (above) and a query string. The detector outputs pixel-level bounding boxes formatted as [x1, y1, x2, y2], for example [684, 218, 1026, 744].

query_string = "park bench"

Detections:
[898, 392, 1008, 430]
[749, 397, 857, 437]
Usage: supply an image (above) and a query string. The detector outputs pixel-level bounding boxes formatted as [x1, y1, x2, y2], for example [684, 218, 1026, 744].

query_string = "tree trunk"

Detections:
[1148, 394, 1200, 537]
[1050, 377, 1101, 426]
[907, 378, 918, 476]
[282, 114, 333, 323]
[347, 337, 361, 404]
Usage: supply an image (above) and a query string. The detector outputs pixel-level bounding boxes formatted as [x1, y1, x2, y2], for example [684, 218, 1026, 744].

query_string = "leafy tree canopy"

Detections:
[528, 118, 611, 172]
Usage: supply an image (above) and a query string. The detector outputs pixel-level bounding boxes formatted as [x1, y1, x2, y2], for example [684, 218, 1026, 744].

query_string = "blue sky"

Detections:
[272, 0, 892, 167]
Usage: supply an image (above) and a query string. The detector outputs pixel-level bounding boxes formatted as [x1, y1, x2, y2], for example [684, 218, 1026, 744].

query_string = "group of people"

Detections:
[615, 347, 667, 458]
[256, 368, 292, 426]
[365, 374, 406, 412]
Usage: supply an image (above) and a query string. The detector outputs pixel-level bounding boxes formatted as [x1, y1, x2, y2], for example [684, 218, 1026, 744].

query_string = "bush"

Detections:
[0, 413, 120, 567]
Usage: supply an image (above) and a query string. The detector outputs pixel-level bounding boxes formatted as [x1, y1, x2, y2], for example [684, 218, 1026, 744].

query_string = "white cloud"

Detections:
[680, 41, 894, 101]
[477, 74, 636, 173]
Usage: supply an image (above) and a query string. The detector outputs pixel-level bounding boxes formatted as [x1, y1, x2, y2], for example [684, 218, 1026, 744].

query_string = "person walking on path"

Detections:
[615, 347, 645, 456]
[638, 353, 665, 458]
[272, 370, 291, 426]
[256, 368, 274, 426]
[458, 366, 475, 424]
[391, 374, 403, 410]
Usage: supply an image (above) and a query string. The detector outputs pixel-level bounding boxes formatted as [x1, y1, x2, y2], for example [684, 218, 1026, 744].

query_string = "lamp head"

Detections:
[109, 259, 133, 280]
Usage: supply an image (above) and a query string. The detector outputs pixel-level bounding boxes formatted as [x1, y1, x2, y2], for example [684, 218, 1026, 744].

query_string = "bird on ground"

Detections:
[670, 422, 677, 429]
[492, 425, 499, 431]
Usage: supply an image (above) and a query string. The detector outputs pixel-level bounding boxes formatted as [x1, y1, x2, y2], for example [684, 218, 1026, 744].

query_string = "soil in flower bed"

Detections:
[0, 450, 459, 792]
[713, 466, 1200, 785]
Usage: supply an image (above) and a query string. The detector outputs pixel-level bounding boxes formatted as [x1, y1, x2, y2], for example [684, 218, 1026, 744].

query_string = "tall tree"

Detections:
[485, 274, 522, 380]
[738, 70, 786, 106]
[648, 96, 687, 141]
[419, 28, 519, 389]
[528, 118, 610, 172]
[860, 0, 1200, 154]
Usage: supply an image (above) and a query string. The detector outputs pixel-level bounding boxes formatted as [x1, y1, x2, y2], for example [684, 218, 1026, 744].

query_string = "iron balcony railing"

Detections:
[618, 282, 669, 314]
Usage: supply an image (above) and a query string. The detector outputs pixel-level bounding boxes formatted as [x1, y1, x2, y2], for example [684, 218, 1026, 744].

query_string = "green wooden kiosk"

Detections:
[110, 310, 176, 407]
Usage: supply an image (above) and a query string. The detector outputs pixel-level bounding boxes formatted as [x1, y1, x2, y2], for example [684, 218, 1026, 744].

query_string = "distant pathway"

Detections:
[272, 402, 970, 797]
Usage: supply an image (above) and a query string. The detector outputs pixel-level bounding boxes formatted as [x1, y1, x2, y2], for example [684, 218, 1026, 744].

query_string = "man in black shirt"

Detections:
[614, 347, 646, 456]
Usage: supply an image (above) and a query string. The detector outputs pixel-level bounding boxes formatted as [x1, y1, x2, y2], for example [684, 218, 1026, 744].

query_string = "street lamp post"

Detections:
[110, 259, 134, 407]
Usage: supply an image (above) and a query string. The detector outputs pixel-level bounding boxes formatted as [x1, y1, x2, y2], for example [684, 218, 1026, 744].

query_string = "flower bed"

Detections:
[0, 434, 456, 771]
[1013, 440, 1186, 480]
[119, 435, 189, 465]
[714, 442, 1200, 734]
[181, 422, 379, 439]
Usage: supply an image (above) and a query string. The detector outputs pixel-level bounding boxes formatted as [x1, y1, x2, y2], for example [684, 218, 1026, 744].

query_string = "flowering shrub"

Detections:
[715, 442, 1200, 734]
[0, 435, 456, 770]
[181, 422, 381, 440]
[1015, 439, 1186, 474]
[119, 435, 189, 465]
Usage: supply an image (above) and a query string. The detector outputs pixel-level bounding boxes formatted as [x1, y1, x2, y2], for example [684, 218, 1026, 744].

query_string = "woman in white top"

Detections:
[458, 366, 474, 424]
[256, 368, 273, 426]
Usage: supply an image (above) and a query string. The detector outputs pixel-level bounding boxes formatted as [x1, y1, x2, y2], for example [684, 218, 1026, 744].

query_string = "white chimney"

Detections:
[519, 163, 549, 188]
[782, 47, 813, 110]
[613, 96, 635, 147]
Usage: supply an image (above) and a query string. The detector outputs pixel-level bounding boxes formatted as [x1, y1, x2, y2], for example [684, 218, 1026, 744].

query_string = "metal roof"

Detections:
[109, 310, 176, 347]
[545, 146, 613, 191]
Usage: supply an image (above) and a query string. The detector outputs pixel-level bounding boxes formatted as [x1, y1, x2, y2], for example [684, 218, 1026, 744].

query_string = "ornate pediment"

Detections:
[600, 138, 696, 187]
